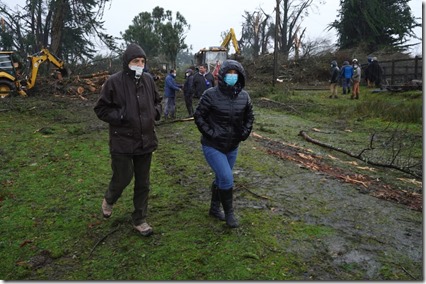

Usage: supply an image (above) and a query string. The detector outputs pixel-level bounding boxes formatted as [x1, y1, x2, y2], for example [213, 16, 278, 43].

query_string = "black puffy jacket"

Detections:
[94, 43, 162, 155]
[194, 59, 254, 153]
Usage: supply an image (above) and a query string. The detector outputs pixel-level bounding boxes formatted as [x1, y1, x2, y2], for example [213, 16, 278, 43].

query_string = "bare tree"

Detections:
[240, 9, 273, 59]
[0, 0, 114, 60]
[275, 0, 322, 60]
[299, 36, 335, 58]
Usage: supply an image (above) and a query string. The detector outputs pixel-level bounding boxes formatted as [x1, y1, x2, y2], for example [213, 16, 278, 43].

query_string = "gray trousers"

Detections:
[105, 153, 152, 226]
[164, 97, 176, 118]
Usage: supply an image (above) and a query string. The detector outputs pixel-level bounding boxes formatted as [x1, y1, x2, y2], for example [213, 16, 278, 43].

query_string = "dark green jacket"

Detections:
[94, 43, 162, 155]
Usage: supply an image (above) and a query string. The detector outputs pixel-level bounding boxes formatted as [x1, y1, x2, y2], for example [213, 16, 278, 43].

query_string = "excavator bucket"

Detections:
[55, 67, 70, 80]
[60, 67, 70, 77]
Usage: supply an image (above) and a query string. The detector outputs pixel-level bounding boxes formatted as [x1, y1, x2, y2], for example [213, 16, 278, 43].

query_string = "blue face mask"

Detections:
[224, 73, 238, 86]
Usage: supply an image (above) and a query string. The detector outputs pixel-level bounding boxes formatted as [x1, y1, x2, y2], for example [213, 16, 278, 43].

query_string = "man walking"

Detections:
[94, 43, 162, 236]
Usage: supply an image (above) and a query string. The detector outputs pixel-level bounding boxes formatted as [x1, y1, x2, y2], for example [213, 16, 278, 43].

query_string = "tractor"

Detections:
[194, 28, 243, 80]
[0, 48, 68, 98]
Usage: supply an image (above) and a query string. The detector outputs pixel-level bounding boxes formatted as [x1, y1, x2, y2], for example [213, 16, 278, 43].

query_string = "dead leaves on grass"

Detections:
[252, 131, 422, 211]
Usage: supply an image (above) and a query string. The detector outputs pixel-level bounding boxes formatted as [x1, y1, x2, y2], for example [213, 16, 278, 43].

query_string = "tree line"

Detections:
[0, 0, 420, 68]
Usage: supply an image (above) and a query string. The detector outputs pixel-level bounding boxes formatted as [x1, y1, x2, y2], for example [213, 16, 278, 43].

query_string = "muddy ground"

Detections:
[3, 91, 422, 280]
[228, 143, 423, 279]
[158, 94, 422, 279]
[164, 109, 423, 280]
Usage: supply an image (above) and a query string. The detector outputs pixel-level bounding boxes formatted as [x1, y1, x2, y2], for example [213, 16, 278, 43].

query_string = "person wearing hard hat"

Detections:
[351, 59, 361, 99]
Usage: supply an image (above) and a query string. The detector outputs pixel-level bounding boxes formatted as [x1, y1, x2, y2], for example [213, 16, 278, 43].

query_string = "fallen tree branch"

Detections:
[298, 130, 421, 179]
[89, 226, 120, 258]
[237, 184, 272, 200]
[252, 131, 422, 211]
[401, 265, 416, 280]
[257, 98, 302, 115]
[157, 117, 194, 125]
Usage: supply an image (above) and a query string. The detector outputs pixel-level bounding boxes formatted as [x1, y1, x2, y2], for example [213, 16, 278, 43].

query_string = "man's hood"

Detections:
[122, 43, 147, 70]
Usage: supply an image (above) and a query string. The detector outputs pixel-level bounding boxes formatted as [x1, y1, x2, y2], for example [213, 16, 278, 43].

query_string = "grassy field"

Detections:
[0, 85, 422, 280]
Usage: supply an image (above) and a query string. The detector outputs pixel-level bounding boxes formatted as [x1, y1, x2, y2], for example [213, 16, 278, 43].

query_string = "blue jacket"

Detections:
[341, 63, 353, 79]
[164, 74, 181, 98]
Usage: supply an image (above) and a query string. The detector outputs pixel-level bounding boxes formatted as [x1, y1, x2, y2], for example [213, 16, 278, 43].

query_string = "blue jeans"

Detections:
[202, 145, 238, 190]
[342, 78, 351, 93]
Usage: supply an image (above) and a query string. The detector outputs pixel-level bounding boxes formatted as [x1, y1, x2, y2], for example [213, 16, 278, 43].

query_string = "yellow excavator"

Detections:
[194, 28, 242, 76]
[0, 48, 68, 98]
[221, 27, 241, 58]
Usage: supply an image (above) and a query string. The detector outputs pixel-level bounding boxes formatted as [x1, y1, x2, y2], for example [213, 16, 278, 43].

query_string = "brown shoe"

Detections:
[101, 198, 113, 218]
[133, 222, 153, 236]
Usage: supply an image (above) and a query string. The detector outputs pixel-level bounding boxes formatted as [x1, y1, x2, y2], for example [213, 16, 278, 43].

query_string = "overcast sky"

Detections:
[3, 0, 423, 56]
[100, 0, 341, 53]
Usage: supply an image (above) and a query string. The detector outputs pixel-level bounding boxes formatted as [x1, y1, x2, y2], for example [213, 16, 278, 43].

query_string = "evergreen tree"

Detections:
[121, 11, 161, 58]
[0, 0, 114, 60]
[330, 0, 421, 52]
[121, 6, 189, 68]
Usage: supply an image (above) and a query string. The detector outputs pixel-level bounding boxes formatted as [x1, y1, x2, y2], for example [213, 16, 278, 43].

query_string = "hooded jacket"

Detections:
[192, 69, 215, 98]
[341, 61, 354, 79]
[194, 59, 254, 153]
[94, 43, 162, 155]
[330, 61, 340, 84]
[183, 69, 194, 96]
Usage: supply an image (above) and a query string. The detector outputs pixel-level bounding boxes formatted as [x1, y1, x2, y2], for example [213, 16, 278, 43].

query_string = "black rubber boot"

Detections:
[209, 183, 225, 221]
[218, 188, 239, 228]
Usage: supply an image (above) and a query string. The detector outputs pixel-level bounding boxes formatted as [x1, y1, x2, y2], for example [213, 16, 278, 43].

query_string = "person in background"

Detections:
[340, 60, 353, 95]
[194, 59, 254, 228]
[329, 60, 340, 99]
[183, 68, 195, 117]
[163, 69, 182, 120]
[192, 63, 215, 99]
[94, 43, 162, 237]
[365, 57, 384, 88]
[351, 59, 361, 99]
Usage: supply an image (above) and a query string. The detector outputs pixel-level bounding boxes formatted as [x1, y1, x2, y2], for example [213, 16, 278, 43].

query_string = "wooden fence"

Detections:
[379, 56, 422, 85]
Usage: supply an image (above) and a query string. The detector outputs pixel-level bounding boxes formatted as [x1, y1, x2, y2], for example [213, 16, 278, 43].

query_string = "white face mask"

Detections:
[129, 65, 144, 79]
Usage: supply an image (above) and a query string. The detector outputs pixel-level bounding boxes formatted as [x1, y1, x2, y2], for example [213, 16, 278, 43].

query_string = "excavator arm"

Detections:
[221, 28, 240, 55]
[26, 48, 67, 89]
